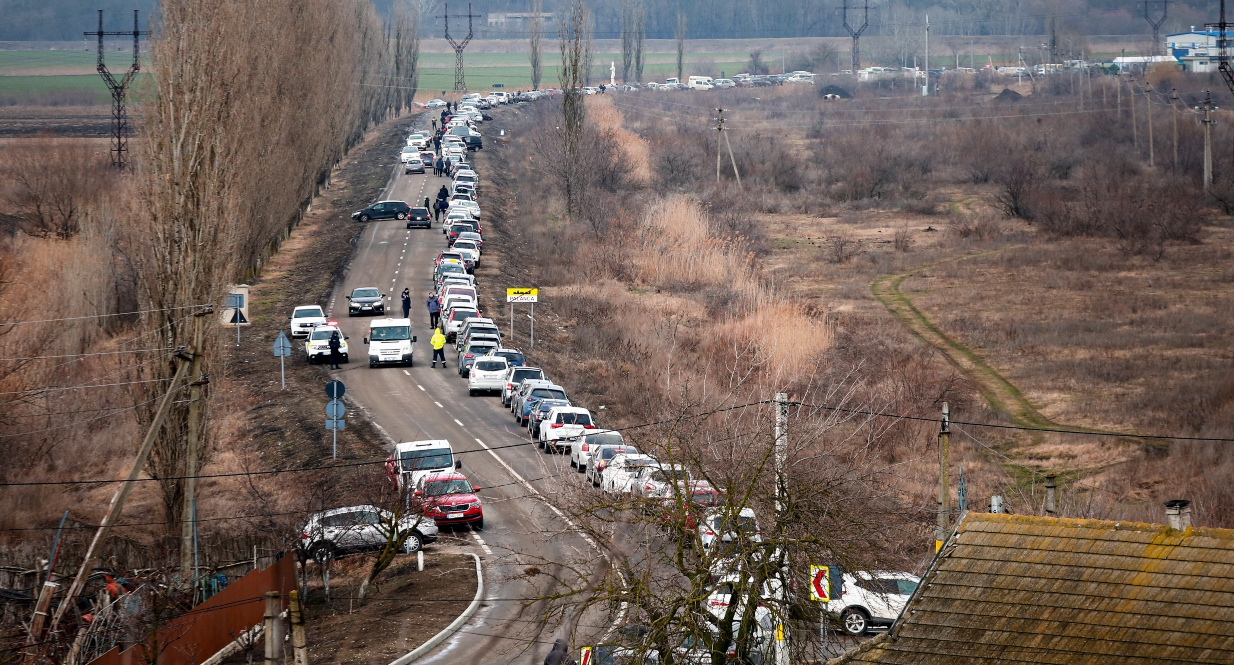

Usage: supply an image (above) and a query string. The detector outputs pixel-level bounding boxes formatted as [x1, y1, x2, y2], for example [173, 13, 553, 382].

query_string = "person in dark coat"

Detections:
[437, 185, 450, 202]
[423, 197, 432, 212]
[401, 288, 412, 319]
[433, 199, 442, 222]
[427, 293, 441, 329]
[435, 156, 444, 176]
[327, 331, 343, 370]
[543, 639, 574, 665]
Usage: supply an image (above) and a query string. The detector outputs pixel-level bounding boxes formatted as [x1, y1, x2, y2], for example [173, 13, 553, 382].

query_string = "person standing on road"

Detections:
[423, 197, 431, 213]
[435, 156, 444, 176]
[432, 199, 441, 222]
[327, 331, 343, 370]
[401, 288, 412, 318]
[433, 134, 441, 156]
[427, 292, 441, 329]
[430, 327, 447, 368]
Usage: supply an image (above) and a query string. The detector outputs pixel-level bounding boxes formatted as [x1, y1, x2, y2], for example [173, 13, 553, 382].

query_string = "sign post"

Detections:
[810, 565, 831, 658]
[325, 380, 346, 459]
[273, 330, 292, 389]
[505, 287, 538, 349]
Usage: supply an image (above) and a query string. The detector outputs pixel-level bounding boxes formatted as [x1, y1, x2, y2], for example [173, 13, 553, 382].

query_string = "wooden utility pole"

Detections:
[181, 311, 208, 585]
[48, 351, 193, 634]
[1131, 77, 1138, 149]
[289, 591, 309, 665]
[1172, 88, 1180, 171]
[714, 109, 741, 188]
[1202, 90, 1215, 189]
[264, 592, 282, 665]
[1146, 82, 1155, 167]
[936, 401, 950, 553]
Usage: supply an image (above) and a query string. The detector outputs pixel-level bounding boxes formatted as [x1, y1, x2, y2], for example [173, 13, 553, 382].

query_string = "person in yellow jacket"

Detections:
[430, 328, 447, 368]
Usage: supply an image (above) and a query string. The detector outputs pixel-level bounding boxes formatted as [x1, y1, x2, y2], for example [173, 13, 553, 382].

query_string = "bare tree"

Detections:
[675, 12, 686, 81]
[391, 0, 422, 115]
[582, 11, 595, 87]
[529, 0, 544, 91]
[621, 0, 636, 83]
[356, 471, 432, 602]
[634, 3, 645, 83]
[557, 0, 589, 218]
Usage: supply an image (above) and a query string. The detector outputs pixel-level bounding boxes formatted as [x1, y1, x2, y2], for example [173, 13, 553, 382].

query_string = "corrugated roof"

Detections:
[828, 513, 1234, 664]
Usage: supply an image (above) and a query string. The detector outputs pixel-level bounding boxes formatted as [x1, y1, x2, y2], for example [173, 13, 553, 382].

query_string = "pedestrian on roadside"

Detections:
[430, 327, 447, 368]
[401, 288, 412, 318]
[427, 292, 441, 329]
[423, 197, 432, 212]
[328, 331, 343, 370]
[432, 118, 437, 131]
[435, 156, 444, 176]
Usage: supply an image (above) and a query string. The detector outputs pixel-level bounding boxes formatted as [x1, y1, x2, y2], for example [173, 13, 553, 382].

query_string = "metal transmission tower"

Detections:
[1209, 0, 1234, 96]
[442, 3, 480, 92]
[84, 10, 147, 168]
[1145, 1, 1168, 56]
[842, 0, 869, 73]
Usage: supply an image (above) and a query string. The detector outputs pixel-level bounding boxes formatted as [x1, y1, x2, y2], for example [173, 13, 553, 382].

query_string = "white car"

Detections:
[824, 571, 920, 635]
[407, 133, 428, 149]
[400, 146, 418, 163]
[569, 429, 625, 472]
[713, 78, 736, 89]
[300, 505, 438, 559]
[289, 305, 327, 338]
[600, 454, 657, 493]
[631, 463, 692, 500]
[386, 439, 460, 491]
[538, 406, 596, 452]
[304, 323, 348, 364]
[698, 507, 761, 551]
[451, 239, 480, 266]
[502, 366, 546, 406]
[449, 194, 481, 220]
[364, 317, 417, 367]
[425, 98, 447, 108]
[468, 356, 509, 396]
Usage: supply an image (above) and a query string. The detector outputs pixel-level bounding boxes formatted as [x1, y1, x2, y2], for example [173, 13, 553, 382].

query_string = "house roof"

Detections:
[829, 512, 1234, 664]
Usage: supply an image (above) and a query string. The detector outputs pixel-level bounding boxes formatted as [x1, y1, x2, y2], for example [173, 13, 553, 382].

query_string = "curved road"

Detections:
[323, 114, 602, 665]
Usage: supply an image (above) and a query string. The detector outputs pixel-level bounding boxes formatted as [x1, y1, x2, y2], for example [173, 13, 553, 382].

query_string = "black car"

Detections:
[351, 200, 412, 222]
[347, 286, 386, 317]
[405, 159, 425, 175]
[407, 207, 431, 229]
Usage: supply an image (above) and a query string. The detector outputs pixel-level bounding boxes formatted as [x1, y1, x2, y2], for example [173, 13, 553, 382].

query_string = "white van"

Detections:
[386, 439, 460, 490]
[364, 317, 416, 367]
[687, 76, 714, 90]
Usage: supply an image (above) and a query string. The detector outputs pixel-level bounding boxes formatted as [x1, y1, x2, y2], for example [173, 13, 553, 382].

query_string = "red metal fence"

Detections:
[88, 554, 296, 665]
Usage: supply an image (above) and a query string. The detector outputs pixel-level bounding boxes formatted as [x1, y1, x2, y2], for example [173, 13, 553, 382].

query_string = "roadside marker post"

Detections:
[325, 380, 346, 459]
[273, 330, 292, 389]
[506, 287, 538, 349]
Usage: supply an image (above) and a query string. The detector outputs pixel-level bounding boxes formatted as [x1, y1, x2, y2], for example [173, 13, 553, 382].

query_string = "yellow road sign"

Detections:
[810, 565, 831, 602]
[506, 287, 539, 303]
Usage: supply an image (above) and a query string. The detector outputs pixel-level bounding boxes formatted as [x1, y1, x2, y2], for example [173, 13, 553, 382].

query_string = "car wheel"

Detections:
[310, 541, 336, 562]
[359, 214, 370, 222]
[473, 517, 484, 531]
[841, 608, 870, 636]
[469, 389, 476, 396]
[307, 355, 315, 365]
[397, 212, 407, 220]
[369, 362, 375, 368]
[341, 354, 348, 363]
[401, 532, 424, 553]
[570, 459, 576, 469]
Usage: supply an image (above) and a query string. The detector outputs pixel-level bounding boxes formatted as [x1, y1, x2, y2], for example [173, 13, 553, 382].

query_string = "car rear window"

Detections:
[556, 412, 593, 425]
[311, 330, 336, 340]
[496, 351, 525, 364]
[451, 310, 477, 321]
[475, 360, 507, 371]
[531, 388, 567, 400]
[584, 432, 624, 446]
[512, 368, 543, 382]
[467, 344, 496, 355]
[294, 307, 323, 318]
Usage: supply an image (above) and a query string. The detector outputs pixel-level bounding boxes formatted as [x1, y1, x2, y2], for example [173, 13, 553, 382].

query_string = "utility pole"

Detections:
[1201, 90, 1216, 188]
[842, 0, 869, 73]
[923, 14, 930, 96]
[181, 309, 210, 585]
[48, 349, 194, 634]
[1131, 77, 1138, 149]
[714, 109, 741, 187]
[442, 3, 479, 93]
[935, 401, 950, 553]
[1172, 88, 1180, 170]
[773, 393, 789, 665]
[83, 10, 147, 168]
[1145, 82, 1155, 167]
[1145, 1, 1168, 56]
[1045, 475, 1057, 515]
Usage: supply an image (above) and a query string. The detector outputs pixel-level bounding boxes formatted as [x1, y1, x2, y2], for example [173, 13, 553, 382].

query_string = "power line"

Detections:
[0, 347, 175, 362]
[0, 304, 210, 327]
[0, 376, 176, 397]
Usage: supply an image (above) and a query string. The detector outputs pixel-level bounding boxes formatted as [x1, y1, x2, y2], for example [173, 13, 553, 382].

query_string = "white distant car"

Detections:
[400, 146, 418, 163]
[449, 193, 481, 219]
[502, 366, 546, 406]
[468, 356, 509, 396]
[304, 323, 348, 364]
[451, 239, 481, 266]
[698, 507, 761, 550]
[425, 98, 447, 108]
[539, 406, 596, 453]
[289, 305, 328, 338]
[630, 463, 692, 500]
[600, 453, 657, 494]
[569, 429, 625, 472]
[823, 571, 920, 635]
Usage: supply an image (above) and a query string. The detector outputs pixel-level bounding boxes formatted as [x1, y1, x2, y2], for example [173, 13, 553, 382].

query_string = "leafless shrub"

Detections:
[0, 140, 113, 239]
[893, 223, 914, 252]
[952, 213, 1002, 241]
[993, 157, 1039, 219]
[827, 235, 861, 263]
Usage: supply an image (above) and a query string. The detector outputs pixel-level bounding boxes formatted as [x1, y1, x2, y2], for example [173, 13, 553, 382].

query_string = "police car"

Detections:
[304, 322, 349, 364]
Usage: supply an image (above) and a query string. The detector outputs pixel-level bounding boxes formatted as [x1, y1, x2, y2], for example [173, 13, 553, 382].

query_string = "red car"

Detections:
[417, 473, 484, 529]
[657, 481, 725, 534]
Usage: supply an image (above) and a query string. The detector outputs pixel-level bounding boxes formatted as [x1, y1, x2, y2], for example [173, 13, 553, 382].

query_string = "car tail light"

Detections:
[301, 533, 309, 540]
[598, 462, 607, 470]
[583, 424, 596, 429]
[551, 423, 563, 429]
[645, 483, 654, 490]
[581, 443, 589, 451]
[465, 353, 474, 358]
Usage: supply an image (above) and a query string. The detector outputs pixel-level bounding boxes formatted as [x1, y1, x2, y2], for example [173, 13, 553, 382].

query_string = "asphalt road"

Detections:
[322, 115, 604, 665]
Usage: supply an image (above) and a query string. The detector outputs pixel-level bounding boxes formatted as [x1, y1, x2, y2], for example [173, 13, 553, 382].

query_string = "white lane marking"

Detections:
[403, 369, 410, 376]
[417, 384, 426, 391]
[454, 419, 465, 427]
[471, 532, 494, 556]
[434, 401, 444, 408]
[394, 270, 399, 274]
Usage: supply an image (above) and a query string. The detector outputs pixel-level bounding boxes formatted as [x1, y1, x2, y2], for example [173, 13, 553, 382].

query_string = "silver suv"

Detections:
[299, 505, 438, 560]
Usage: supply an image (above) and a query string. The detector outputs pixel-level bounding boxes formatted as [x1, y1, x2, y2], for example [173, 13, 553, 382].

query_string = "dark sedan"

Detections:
[351, 200, 412, 222]
[407, 207, 431, 229]
[347, 286, 386, 317]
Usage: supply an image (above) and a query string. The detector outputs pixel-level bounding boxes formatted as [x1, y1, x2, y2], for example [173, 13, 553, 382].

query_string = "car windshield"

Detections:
[556, 412, 593, 425]
[438, 265, 464, 275]
[475, 360, 507, 371]
[585, 432, 624, 446]
[399, 448, 453, 471]
[649, 468, 689, 484]
[370, 326, 409, 341]
[895, 579, 919, 595]
[294, 307, 323, 318]
[310, 329, 337, 341]
[711, 515, 758, 533]
[424, 478, 473, 496]
[531, 388, 567, 400]
[451, 310, 477, 321]
[600, 446, 636, 460]
[353, 288, 380, 298]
